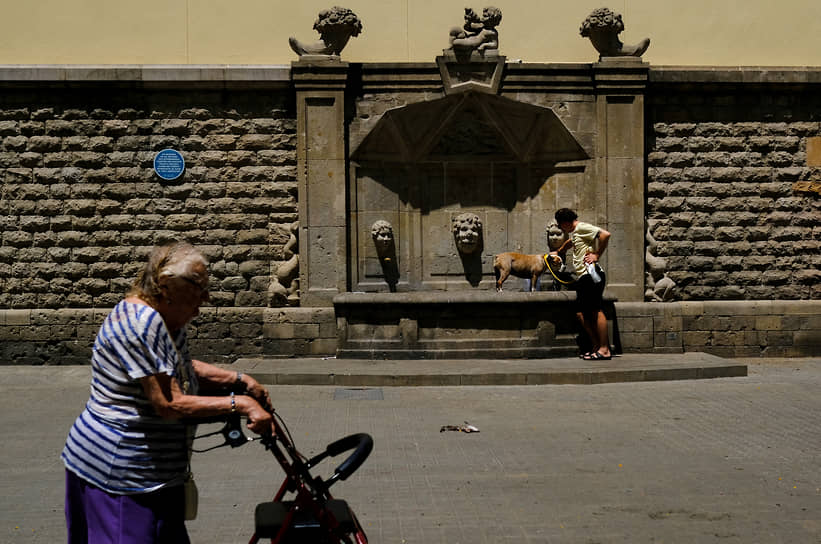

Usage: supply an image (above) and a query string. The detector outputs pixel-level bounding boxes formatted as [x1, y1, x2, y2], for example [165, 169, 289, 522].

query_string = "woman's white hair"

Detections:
[158, 243, 209, 282]
[128, 242, 209, 304]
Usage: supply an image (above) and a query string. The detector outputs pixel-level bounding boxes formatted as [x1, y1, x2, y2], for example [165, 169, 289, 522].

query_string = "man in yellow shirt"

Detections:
[553, 208, 612, 360]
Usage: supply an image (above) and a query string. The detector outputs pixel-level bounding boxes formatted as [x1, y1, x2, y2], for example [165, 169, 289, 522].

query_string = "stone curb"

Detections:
[228, 352, 747, 387]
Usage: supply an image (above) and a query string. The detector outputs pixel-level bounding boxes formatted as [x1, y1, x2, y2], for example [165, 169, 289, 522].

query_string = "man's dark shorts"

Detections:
[573, 269, 606, 318]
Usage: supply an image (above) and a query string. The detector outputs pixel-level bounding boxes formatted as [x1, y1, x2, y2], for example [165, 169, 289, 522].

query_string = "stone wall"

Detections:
[4, 298, 816, 363]
[0, 307, 336, 365]
[646, 68, 821, 301]
[0, 66, 819, 363]
[616, 300, 820, 358]
[0, 74, 297, 310]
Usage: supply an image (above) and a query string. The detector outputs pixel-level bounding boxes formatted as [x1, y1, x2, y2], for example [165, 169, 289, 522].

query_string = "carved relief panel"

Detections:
[350, 92, 589, 292]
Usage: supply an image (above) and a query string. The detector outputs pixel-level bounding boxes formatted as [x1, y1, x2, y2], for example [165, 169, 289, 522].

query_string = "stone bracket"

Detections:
[436, 53, 506, 95]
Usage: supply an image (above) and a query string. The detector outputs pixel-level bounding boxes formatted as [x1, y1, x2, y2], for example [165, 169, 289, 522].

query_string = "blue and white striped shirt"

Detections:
[62, 300, 199, 494]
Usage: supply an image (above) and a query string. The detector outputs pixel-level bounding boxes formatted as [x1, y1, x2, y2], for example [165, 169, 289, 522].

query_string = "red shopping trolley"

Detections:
[194, 409, 372, 544]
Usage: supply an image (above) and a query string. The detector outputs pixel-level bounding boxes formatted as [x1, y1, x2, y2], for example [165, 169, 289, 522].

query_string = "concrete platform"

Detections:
[231, 352, 747, 386]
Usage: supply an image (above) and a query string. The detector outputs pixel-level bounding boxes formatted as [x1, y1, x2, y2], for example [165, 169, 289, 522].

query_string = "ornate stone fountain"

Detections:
[291, 7, 648, 357]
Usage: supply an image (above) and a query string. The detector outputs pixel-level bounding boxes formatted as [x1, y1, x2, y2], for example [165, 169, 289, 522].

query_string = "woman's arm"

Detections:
[140, 372, 273, 434]
[190, 359, 240, 390]
[191, 359, 272, 410]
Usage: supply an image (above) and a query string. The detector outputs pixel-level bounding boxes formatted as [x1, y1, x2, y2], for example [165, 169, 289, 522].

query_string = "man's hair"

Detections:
[127, 242, 208, 305]
[555, 208, 578, 224]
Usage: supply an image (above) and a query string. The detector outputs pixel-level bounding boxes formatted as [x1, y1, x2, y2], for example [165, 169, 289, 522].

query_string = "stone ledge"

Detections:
[0, 64, 291, 88]
[616, 300, 821, 316]
[335, 291, 618, 305]
[650, 66, 821, 85]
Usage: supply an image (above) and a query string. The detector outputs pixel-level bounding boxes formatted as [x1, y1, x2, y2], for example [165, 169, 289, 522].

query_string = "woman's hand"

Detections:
[238, 395, 276, 435]
[140, 373, 274, 435]
[240, 374, 273, 412]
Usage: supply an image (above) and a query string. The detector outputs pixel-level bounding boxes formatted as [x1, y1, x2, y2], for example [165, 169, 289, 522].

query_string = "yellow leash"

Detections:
[543, 254, 575, 285]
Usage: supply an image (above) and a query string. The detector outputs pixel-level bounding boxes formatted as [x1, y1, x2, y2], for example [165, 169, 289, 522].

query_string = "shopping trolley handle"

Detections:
[306, 433, 373, 487]
[191, 413, 253, 452]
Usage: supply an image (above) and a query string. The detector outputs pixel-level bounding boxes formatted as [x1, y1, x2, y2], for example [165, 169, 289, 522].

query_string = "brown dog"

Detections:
[493, 252, 562, 292]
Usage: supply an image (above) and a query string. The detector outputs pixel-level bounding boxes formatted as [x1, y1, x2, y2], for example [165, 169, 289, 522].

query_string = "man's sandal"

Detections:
[583, 352, 612, 361]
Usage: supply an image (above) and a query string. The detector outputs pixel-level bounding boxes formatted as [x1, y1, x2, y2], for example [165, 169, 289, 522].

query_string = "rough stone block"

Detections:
[263, 338, 310, 358]
[793, 331, 821, 347]
[229, 323, 262, 338]
[618, 316, 653, 333]
[619, 332, 654, 349]
[763, 331, 793, 347]
[654, 331, 682, 348]
[235, 291, 268, 306]
[262, 323, 295, 340]
[307, 338, 337, 356]
[682, 330, 711, 346]
[1, 310, 31, 326]
[806, 136, 821, 166]
[653, 315, 682, 333]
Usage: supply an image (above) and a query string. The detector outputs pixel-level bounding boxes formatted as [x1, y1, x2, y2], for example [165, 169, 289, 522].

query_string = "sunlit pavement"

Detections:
[1, 358, 819, 543]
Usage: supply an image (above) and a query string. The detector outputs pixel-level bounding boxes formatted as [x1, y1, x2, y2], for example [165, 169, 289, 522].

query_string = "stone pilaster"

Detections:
[292, 60, 350, 306]
[593, 57, 649, 302]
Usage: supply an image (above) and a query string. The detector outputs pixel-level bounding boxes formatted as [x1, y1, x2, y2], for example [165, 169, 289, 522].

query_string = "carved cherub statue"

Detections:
[452, 213, 483, 254]
[447, 7, 502, 56]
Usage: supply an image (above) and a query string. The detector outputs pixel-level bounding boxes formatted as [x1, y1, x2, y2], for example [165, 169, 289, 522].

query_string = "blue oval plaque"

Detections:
[153, 149, 185, 181]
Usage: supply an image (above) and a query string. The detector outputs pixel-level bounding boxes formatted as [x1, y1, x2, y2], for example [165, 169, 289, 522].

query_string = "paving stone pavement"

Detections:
[1, 358, 819, 543]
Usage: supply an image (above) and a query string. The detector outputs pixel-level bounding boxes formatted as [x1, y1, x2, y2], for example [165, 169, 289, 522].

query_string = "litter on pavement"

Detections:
[440, 422, 480, 433]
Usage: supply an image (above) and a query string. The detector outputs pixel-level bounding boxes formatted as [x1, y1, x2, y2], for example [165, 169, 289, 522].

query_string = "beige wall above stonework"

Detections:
[1, 0, 820, 66]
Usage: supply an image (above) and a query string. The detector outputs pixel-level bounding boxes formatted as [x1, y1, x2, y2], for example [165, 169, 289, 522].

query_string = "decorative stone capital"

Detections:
[291, 60, 350, 93]
[580, 7, 649, 60]
[289, 7, 362, 60]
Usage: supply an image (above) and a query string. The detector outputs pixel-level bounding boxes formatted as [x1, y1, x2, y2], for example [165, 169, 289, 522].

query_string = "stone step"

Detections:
[227, 352, 747, 387]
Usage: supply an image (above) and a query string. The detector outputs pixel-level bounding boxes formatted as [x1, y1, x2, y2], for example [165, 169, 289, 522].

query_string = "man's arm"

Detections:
[553, 238, 573, 256]
[585, 229, 610, 264]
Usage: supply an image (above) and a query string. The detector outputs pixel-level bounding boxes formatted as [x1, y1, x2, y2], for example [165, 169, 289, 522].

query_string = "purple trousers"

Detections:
[65, 469, 190, 544]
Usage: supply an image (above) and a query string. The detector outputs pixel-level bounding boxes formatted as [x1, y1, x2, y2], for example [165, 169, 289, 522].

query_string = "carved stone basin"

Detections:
[334, 291, 617, 359]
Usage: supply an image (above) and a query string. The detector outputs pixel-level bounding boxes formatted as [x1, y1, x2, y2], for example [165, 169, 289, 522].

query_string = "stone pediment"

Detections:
[352, 91, 588, 164]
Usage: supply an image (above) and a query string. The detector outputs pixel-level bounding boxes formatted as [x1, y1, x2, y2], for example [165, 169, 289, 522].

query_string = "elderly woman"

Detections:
[62, 242, 274, 543]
